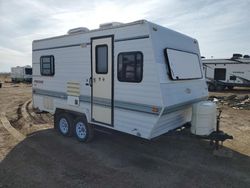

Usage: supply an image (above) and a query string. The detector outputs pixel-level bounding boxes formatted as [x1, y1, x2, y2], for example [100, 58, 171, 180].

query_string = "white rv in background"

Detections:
[11, 65, 32, 83]
[202, 55, 250, 91]
[32, 20, 208, 142]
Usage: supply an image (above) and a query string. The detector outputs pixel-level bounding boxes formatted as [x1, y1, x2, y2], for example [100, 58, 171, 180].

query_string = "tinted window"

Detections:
[42, 57, 51, 63]
[118, 52, 143, 82]
[40, 56, 55, 76]
[25, 68, 32, 75]
[96, 45, 108, 74]
[214, 68, 226, 80]
[230, 75, 236, 80]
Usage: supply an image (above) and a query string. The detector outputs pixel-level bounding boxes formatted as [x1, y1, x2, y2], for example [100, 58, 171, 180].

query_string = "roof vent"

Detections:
[67, 27, 89, 34]
[99, 22, 123, 29]
[243, 55, 250, 58]
[231, 53, 242, 59]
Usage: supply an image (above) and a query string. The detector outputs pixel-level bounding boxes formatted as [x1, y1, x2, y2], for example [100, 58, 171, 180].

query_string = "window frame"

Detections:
[95, 44, 108, 74]
[164, 48, 203, 80]
[214, 68, 226, 80]
[117, 51, 143, 83]
[40, 55, 55, 76]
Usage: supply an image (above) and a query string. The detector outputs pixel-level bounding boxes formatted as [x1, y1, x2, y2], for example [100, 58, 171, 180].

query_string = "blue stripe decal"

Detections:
[33, 89, 205, 115]
[162, 97, 207, 115]
[32, 43, 89, 52]
[32, 35, 150, 52]
[33, 89, 161, 115]
[114, 35, 149, 42]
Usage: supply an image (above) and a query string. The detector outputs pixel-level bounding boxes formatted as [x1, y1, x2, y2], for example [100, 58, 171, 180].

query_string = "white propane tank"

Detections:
[191, 101, 217, 136]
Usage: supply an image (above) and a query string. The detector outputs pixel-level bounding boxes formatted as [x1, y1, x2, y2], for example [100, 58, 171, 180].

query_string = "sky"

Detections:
[0, 0, 250, 72]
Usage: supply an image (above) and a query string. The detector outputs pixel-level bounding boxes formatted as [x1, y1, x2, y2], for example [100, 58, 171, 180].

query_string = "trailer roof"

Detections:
[202, 58, 250, 64]
[33, 20, 147, 43]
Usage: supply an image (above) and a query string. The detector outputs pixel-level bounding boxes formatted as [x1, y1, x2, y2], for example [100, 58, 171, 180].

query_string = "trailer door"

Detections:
[91, 36, 113, 126]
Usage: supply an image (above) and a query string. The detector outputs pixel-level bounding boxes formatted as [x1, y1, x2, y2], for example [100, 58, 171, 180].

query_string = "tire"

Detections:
[74, 116, 94, 142]
[208, 83, 216, 91]
[55, 113, 74, 137]
[215, 85, 226, 91]
[227, 86, 234, 90]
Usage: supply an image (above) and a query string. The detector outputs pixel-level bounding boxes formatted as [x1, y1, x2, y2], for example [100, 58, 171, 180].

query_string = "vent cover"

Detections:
[99, 22, 123, 29]
[67, 27, 89, 34]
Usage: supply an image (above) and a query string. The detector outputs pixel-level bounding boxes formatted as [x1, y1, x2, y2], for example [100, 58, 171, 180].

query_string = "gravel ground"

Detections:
[0, 84, 250, 188]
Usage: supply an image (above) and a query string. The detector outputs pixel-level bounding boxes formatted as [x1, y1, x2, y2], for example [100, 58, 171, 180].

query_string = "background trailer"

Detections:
[202, 55, 250, 91]
[11, 65, 32, 83]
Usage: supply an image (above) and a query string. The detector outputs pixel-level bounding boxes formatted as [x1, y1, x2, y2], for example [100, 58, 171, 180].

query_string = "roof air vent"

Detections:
[67, 27, 89, 34]
[99, 22, 123, 29]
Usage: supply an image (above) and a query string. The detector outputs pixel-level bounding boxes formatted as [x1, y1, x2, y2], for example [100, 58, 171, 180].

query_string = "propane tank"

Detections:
[191, 101, 216, 136]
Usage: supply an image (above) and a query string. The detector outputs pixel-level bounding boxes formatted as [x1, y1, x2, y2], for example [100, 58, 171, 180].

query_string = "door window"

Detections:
[96, 45, 108, 74]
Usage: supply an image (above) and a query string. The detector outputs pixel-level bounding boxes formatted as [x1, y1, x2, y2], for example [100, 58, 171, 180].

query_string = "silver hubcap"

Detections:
[59, 118, 69, 134]
[75, 122, 87, 139]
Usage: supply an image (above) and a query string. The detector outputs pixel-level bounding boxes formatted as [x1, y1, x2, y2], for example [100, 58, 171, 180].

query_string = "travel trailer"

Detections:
[32, 20, 208, 142]
[11, 65, 32, 83]
[202, 55, 250, 91]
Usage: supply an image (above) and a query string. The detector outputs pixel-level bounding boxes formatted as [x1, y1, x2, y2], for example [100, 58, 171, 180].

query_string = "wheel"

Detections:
[208, 83, 216, 91]
[74, 116, 94, 142]
[55, 113, 74, 137]
[227, 86, 234, 90]
[215, 85, 226, 91]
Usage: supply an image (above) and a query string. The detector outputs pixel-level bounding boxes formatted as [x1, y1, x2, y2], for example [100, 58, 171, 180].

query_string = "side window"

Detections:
[214, 68, 226, 80]
[25, 68, 32, 75]
[118, 52, 143, 83]
[164, 48, 202, 80]
[40, 56, 55, 76]
[230, 75, 236, 80]
[96, 45, 108, 74]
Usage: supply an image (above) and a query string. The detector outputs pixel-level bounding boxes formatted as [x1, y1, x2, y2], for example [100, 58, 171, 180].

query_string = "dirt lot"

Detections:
[0, 83, 250, 188]
[0, 73, 11, 83]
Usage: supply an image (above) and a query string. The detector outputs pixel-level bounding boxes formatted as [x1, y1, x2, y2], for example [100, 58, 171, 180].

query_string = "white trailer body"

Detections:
[11, 65, 32, 82]
[32, 20, 208, 140]
[202, 58, 250, 90]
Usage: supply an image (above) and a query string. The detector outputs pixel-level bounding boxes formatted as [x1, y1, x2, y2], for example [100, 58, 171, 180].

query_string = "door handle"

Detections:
[85, 77, 92, 87]
[89, 77, 92, 87]
[85, 79, 89, 86]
